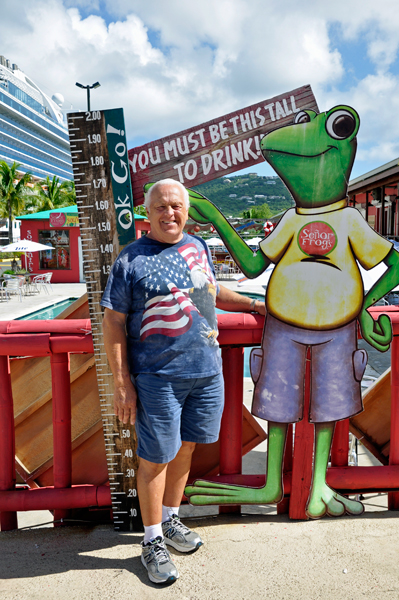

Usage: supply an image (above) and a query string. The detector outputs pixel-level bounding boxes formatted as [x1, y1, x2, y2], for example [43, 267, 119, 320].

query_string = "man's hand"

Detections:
[114, 379, 138, 425]
[358, 308, 392, 352]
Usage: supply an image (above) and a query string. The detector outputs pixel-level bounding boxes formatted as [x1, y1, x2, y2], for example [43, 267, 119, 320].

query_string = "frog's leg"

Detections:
[306, 422, 364, 519]
[185, 422, 287, 505]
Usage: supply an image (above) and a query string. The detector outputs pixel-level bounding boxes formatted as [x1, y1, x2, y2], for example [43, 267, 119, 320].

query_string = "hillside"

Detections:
[192, 173, 294, 217]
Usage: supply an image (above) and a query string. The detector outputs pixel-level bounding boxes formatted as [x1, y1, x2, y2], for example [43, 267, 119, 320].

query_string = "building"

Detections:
[348, 158, 399, 238]
[0, 55, 73, 183]
[19, 206, 150, 283]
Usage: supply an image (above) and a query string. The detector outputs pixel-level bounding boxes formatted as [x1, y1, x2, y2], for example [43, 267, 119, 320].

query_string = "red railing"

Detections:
[1, 309, 399, 531]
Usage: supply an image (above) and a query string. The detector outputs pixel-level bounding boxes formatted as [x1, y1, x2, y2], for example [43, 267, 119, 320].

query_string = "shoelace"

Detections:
[146, 539, 170, 565]
[167, 517, 190, 536]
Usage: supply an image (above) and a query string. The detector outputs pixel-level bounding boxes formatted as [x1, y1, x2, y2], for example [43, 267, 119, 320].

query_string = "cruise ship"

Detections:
[0, 55, 72, 182]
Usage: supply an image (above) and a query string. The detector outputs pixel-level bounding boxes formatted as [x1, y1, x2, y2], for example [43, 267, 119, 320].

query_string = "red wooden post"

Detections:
[277, 424, 293, 514]
[50, 353, 72, 524]
[289, 350, 314, 519]
[219, 346, 244, 514]
[389, 335, 399, 509]
[0, 355, 18, 531]
[331, 419, 349, 467]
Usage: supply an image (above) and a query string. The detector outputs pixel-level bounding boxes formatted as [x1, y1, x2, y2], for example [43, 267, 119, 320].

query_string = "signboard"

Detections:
[128, 84, 318, 205]
[49, 213, 79, 227]
[67, 108, 140, 532]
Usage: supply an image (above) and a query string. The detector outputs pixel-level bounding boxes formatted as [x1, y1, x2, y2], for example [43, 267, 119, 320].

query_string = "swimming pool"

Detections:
[17, 298, 78, 320]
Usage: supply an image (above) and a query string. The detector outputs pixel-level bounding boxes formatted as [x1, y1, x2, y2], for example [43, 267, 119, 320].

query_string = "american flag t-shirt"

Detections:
[140, 283, 199, 340]
[101, 233, 222, 378]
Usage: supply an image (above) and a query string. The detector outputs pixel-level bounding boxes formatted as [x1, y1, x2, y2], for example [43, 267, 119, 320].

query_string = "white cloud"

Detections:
[0, 0, 399, 176]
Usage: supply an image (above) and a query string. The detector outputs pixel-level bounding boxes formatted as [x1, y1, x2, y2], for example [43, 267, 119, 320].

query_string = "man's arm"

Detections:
[216, 284, 266, 315]
[102, 307, 137, 425]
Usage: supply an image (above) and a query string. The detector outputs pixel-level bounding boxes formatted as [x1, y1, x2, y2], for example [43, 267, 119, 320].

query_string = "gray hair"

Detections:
[144, 178, 190, 210]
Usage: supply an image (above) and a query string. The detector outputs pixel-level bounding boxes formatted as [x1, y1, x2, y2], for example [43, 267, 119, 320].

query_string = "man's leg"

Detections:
[137, 457, 167, 530]
[162, 441, 203, 553]
[163, 441, 196, 508]
[137, 458, 180, 585]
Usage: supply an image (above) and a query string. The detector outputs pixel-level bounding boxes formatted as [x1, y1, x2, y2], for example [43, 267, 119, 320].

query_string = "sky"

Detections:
[2, 0, 399, 180]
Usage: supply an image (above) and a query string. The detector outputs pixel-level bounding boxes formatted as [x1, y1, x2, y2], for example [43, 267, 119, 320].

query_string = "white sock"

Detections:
[162, 504, 179, 523]
[143, 523, 163, 544]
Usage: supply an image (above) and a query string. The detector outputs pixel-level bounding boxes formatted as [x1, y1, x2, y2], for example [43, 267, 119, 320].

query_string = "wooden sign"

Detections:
[67, 108, 141, 532]
[128, 84, 318, 205]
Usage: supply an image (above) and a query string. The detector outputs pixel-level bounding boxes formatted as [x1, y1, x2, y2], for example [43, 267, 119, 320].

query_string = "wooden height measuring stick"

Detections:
[68, 108, 142, 531]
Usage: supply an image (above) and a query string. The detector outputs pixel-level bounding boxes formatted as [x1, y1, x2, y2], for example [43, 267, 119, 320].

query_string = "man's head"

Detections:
[144, 179, 189, 244]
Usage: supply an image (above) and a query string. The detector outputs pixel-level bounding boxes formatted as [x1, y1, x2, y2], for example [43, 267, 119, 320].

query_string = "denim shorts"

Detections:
[134, 371, 224, 464]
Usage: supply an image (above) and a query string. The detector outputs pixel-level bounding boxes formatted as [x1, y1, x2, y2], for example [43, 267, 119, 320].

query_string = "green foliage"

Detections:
[32, 176, 76, 211]
[0, 161, 33, 243]
[241, 203, 272, 219]
[192, 173, 293, 218]
[0, 252, 23, 258]
[134, 205, 147, 216]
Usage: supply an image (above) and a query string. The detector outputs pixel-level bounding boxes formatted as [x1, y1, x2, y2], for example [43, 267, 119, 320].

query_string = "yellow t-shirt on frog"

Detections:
[259, 199, 392, 330]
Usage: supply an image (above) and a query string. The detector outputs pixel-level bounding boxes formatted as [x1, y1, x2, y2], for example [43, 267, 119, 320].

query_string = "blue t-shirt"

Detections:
[100, 233, 222, 379]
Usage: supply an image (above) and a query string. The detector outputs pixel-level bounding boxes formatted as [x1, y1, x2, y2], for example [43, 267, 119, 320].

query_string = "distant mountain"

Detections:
[192, 173, 294, 217]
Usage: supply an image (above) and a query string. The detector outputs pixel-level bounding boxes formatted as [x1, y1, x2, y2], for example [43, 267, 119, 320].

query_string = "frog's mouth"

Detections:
[263, 146, 336, 159]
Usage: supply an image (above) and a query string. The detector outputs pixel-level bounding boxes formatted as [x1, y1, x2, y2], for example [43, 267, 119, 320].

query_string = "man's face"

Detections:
[146, 183, 188, 244]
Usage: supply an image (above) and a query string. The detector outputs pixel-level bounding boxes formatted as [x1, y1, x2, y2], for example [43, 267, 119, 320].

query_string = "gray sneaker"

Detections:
[162, 515, 203, 553]
[141, 536, 179, 585]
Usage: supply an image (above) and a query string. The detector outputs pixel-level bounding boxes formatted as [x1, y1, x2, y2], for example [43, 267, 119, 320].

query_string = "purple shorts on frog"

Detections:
[134, 372, 224, 464]
[250, 315, 367, 423]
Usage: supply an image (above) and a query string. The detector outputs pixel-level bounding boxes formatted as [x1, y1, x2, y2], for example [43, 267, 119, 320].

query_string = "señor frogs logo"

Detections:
[297, 221, 337, 256]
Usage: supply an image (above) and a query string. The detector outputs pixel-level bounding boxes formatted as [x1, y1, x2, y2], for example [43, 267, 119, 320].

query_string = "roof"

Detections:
[348, 158, 399, 195]
[18, 205, 147, 221]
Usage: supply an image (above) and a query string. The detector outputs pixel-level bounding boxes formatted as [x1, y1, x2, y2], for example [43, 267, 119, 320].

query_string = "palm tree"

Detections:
[33, 176, 76, 211]
[0, 161, 33, 243]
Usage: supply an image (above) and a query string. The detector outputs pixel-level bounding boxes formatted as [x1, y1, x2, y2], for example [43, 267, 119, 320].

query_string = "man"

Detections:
[101, 179, 265, 585]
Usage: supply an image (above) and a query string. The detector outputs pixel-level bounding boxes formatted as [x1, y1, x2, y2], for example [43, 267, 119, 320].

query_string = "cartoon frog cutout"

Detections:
[183, 105, 399, 518]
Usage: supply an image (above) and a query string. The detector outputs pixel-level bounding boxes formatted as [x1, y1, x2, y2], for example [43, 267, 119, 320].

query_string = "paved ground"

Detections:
[1, 280, 399, 599]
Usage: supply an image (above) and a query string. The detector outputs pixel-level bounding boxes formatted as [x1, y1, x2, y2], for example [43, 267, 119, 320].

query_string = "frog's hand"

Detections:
[188, 189, 269, 278]
[143, 182, 155, 195]
[358, 309, 392, 352]
[188, 189, 221, 225]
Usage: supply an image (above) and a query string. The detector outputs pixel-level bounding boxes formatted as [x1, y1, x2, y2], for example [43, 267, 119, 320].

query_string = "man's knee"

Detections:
[138, 457, 167, 482]
[180, 441, 196, 455]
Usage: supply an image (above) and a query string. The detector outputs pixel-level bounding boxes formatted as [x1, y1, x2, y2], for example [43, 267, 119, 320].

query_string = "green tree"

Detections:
[241, 203, 272, 220]
[33, 176, 76, 211]
[134, 204, 147, 217]
[0, 161, 33, 243]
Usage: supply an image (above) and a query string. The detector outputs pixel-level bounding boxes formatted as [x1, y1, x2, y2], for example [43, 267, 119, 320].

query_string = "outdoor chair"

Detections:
[31, 274, 49, 295]
[2, 277, 24, 302]
[44, 272, 53, 292]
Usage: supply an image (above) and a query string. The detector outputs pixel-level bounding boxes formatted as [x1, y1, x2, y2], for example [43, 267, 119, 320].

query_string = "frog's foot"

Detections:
[306, 483, 364, 519]
[185, 479, 283, 506]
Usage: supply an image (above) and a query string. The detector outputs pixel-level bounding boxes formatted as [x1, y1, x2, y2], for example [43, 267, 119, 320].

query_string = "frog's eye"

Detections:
[326, 110, 356, 140]
[294, 111, 311, 124]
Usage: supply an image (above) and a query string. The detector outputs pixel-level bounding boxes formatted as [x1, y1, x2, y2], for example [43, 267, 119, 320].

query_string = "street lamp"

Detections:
[75, 81, 101, 111]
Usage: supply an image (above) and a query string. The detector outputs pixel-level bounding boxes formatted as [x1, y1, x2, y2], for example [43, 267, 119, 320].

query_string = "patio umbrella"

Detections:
[206, 237, 224, 246]
[0, 240, 53, 253]
[247, 237, 263, 246]
[0, 239, 53, 272]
